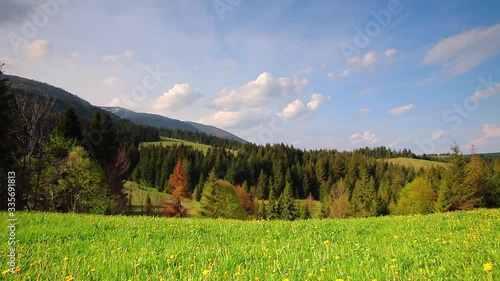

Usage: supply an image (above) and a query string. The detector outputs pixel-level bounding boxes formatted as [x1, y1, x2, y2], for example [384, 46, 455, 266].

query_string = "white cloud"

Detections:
[469, 124, 500, 148]
[21, 39, 51, 59]
[307, 93, 330, 110]
[101, 49, 134, 63]
[106, 97, 138, 109]
[199, 108, 272, 129]
[422, 24, 500, 77]
[385, 48, 397, 64]
[208, 72, 308, 110]
[281, 100, 307, 119]
[389, 103, 415, 115]
[279, 93, 330, 119]
[470, 83, 500, 102]
[349, 51, 378, 69]
[327, 69, 350, 80]
[358, 108, 370, 113]
[102, 76, 120, 87]
[152, 83, 203, 112]
[349, 131, 380, 145]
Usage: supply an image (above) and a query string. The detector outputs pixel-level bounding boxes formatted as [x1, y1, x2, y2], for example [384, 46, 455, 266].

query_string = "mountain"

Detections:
[7, 75, 103, 119]
[102, 107, 199, 132]
[4, 75, 246, 143]
[103, 107, 247, 143]
[185, 122, 247, 143]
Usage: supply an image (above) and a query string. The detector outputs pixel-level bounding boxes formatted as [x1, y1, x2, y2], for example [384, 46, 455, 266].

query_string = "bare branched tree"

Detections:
[14, 92, 55, 210]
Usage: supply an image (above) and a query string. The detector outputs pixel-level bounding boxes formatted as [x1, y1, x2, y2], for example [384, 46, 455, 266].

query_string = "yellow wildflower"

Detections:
[323, 240, 330, 245]
[484, 263, 493, 272]
[202, 269, 210, 276]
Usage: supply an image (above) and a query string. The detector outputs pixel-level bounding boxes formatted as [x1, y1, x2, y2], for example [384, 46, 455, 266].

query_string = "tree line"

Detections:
[133, 141, 499, 220]
[1, 62, 499, 219]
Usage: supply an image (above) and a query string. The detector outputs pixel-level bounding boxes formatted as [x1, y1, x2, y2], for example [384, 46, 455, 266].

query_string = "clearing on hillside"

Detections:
[384, 157, 448, 169]
[140, 137, 212, 153]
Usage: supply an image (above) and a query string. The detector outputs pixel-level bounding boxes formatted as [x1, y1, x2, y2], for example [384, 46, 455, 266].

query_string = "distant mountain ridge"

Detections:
[102, 107, 247, 143]
[6, 75, 247, 143]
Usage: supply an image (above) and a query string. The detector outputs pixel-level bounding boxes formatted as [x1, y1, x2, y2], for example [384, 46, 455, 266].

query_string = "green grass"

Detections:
[124, 181, 201, 216]
[141, 137, 212, 154]
[1, 209, 498, 280]
[384, 157, 448, 169]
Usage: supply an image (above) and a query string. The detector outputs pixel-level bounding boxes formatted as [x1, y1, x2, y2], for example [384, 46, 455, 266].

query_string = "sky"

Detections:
[0, 0, 499, 154]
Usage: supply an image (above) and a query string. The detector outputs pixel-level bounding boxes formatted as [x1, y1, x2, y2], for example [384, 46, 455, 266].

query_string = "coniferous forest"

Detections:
[1, 63, 499, 220]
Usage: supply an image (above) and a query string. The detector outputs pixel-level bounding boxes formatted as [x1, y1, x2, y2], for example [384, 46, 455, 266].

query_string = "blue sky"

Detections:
[1, 0, 499, 153]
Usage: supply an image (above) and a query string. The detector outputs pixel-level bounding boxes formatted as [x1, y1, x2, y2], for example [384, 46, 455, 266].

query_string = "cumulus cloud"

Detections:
[349, 51, 378, 69]
[199, 108, 273, 129]
[21, 39, 51, 59]
[389, 103, 415, 115]
[101, 49, 134, 63]
[152, 83, 203, 112]
[385, 48, 397, 64]
[422, 24, 500, 77]
[470, 83, 500, 102]
[280, 100, 307, 119]
[469, 124, 500, 148]
[208, 72, 308, 110]
[279, 93, 330, 119]
[307, 93, 330, 110]
[349, 131, 380, 145]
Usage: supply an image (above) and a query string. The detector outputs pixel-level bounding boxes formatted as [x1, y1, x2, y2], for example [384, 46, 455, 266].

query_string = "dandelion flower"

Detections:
[484, 263, 493, 272]
[202, 269, 210, 276]
[323, 240, 330, 245]
[1, 270, 9, 275]
[65, 276, 74, 281]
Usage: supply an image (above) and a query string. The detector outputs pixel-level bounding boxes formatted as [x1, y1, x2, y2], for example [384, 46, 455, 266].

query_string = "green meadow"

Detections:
[140, 137, 212, 154]
[383, 158, 448, 170]
[1, 209, 498, 280]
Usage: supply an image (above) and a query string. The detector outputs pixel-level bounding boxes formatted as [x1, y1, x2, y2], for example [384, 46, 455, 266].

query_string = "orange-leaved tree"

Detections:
[163, 159, 190, 217]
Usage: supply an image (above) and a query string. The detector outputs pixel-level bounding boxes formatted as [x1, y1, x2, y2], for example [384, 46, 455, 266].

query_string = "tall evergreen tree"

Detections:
[57, 105, 82, 141]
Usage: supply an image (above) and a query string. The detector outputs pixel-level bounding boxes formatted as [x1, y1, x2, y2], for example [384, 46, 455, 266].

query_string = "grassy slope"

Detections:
[1, 210, 498, 280]
[124, 181, 201, 216]
[384, 157, 448, 169]
[140, 137, 212, 154]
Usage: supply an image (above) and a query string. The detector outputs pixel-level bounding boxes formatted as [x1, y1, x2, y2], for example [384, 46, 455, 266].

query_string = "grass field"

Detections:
[141, 137, 212, 154]
[384, 158, 448, 170]
[1, 209, 498, 280]
[124, 181, 201, 216]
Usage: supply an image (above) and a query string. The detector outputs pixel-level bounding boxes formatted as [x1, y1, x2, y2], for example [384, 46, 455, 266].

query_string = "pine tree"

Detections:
[279, 182, 297, 220]
[463, 148, 489, 208]
[57, 105, 82, 141]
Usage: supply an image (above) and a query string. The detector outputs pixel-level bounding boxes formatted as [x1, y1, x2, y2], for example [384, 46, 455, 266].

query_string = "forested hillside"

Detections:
[1, 66, 499, 219]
